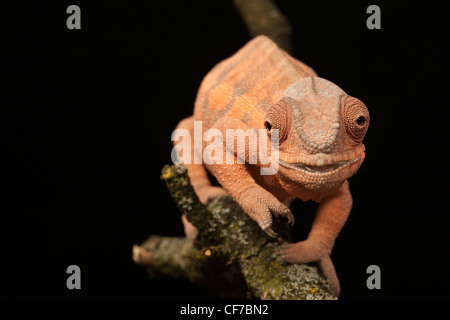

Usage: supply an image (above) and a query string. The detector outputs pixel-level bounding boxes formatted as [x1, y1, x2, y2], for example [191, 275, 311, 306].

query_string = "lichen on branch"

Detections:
[133, 164, 336, 300]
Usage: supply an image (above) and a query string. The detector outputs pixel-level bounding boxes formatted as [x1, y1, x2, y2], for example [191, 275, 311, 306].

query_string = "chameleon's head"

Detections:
[264, 77, 369, 191]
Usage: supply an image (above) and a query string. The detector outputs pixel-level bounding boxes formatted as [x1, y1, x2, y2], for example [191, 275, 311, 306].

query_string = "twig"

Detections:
[233, 0, 293, 54]
[133, 164, 336, 300]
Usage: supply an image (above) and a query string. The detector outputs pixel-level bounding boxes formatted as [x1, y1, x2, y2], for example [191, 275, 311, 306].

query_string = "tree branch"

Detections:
[133, 164, 336, 300]
[233, 0, 293, 54]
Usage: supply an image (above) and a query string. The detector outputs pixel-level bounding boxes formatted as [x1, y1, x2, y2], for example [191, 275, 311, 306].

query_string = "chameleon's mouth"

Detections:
[277, 153, 361, 174]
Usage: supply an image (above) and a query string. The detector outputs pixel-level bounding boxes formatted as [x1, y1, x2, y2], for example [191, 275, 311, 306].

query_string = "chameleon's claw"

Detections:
[286, 212, 295, 226]
[275, 206, 295, 227]
[263, 227, 278, 238]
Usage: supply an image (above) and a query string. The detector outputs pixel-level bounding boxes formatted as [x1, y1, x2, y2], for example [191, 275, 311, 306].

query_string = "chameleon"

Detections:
[174, 35, 369, 296]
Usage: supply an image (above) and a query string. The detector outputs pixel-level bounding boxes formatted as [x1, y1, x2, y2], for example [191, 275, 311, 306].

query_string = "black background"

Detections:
[1, 0, 449, 301]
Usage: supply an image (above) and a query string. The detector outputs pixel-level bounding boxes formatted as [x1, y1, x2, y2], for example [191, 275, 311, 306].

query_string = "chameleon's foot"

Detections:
[279, 241, 340, 296]
[196, 186, 227, 204]
[238, 187, 293, 237]
[181, 214, 199, 240]
[279, 240, 329, 264]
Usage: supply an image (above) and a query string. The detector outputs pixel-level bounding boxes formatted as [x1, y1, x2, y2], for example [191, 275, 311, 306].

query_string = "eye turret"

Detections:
[264, 100, 289, 144]
[342, 96, 370, 142]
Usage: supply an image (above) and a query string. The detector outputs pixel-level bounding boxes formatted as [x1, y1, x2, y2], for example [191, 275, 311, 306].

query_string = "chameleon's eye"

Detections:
[264, 100, 289, 144]
[342, 96, 370, 142]
[356, 115, 366, 126]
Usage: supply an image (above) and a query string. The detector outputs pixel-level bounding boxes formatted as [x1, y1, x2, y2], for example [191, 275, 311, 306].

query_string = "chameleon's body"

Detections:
[175, 36, 369, 296]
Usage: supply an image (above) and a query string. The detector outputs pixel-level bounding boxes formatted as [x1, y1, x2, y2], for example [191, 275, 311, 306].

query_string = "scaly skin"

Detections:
[174, 36, 370, 296]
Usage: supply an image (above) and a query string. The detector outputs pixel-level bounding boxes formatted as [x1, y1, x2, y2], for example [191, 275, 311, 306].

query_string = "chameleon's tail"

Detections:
[316, 255, 341, 297]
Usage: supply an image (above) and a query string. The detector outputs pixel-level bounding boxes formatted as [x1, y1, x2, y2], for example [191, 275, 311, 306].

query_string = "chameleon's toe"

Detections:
[279, 243, 303, 263]
[279, 240, 329, 264]
[267, 201, 294, 226]
[284, 211, 295, 226]
[264, 227, 278, 238]
[263, 226, 278, 238]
